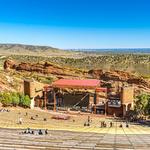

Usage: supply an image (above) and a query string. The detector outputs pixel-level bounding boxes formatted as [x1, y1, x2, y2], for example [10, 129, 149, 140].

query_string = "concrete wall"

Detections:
[24, 80, 44, 98]
[30, 98, 35, 109]
[121, 86, 134, 104]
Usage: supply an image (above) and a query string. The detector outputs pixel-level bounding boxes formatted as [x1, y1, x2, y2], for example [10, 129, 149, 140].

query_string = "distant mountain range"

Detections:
[1, 43, 150, 76]
[0, 43, 60, 52]
[0, 43, 81, 57]
[69, 48, 150, 54]
[0, 43, 150, 55]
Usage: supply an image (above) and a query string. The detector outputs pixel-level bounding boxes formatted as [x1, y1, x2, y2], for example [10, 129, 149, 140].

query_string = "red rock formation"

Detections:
[3, 60, 81, 77]
[3, 59, 16, 70]
[88, 69, 150, 89]
[3, 59, 150, 90]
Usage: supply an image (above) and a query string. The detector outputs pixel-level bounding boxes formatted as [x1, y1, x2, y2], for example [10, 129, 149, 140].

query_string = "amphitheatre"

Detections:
[0, 107, 150, 150]
[0, 45, 150, 149]
[0, 0, 150, 149]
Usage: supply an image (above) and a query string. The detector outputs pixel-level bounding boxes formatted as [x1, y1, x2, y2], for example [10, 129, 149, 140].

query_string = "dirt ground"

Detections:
[0, 107, 150, 135]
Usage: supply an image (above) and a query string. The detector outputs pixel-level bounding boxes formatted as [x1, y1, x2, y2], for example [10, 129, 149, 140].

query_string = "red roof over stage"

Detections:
[52, 79, 100, 89]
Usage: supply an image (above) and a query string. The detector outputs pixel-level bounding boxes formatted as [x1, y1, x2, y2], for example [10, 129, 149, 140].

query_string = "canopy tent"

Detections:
[52, 79, 100, 89]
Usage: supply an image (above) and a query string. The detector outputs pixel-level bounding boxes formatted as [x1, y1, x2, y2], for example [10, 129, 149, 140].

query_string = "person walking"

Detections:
[19, 117, 23, 125]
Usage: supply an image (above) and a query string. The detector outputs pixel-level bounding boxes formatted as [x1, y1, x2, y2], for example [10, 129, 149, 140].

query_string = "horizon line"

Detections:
[0, 42, 150, 50]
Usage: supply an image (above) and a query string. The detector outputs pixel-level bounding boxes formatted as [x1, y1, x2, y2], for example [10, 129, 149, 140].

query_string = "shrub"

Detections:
[0, 93, 3, 103]
[22, 95, 31, 108]
[11, 92, 20, 106]
[0, 92, 31, 108]
[1, 92, 12, 107]
[135, 94, 150, 116]
[18, 93, 25, 107]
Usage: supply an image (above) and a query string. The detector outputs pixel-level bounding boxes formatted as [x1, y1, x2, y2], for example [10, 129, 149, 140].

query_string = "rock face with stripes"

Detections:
[3, 59, 88, 78]
[88, 69, 150, 90]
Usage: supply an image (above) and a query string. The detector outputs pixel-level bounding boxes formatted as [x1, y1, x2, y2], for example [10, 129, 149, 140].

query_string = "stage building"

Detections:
[24, 79, 134, 117]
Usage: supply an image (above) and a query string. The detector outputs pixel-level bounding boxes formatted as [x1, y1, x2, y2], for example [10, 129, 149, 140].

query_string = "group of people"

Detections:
[119, 123, 129, 128]
[22, 128, 48, 135]
[100, 121, 129, 128]
[18, 112, 47, 125]
[83, 116, 130, 128]
[100, 121, 113, 128]
[0, 108, 10, 112]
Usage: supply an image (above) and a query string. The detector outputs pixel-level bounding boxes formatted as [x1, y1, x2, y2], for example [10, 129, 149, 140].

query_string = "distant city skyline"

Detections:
[0, 0, 150, 49]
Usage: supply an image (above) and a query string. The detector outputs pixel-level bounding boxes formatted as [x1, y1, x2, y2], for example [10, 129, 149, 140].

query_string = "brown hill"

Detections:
[0, 43, 83, 58]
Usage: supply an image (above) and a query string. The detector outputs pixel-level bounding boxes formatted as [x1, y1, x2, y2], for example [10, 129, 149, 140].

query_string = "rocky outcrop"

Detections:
[21, 63, 73, 76]
[88, 69, 150, 89]
[3, 59, 85, 78]
[3, 59, 16, 70]
[4, 59, 150, 91]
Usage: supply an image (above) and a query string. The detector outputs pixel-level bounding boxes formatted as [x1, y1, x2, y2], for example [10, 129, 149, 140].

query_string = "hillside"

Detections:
[0, 44, 150, 76]
[3, 59, 150, 94]
[1, 53, 150, 76]
[0, 43, 84, 58]
[0, 43, 150, 93]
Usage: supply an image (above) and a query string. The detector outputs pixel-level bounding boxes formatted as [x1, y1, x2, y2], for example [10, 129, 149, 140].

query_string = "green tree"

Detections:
[22, 95, 31, 108]
[11, 92, 20, 106]
[1, 92, 12, 107]
[0, 93, 3, 103]
[135, 94, 150, 116]
[0, 92, 31, 108]
[145, 97, 150, 115]
[18, 93, 25, 107]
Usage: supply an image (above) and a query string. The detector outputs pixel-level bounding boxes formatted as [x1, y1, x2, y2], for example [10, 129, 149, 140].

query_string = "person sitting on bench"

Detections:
[38, 129, 43, 135]
[23, 128, 30, 134]
[110, 122, 113, 127]
[119, 124, 123, 128]
[45, 129, 48, 135]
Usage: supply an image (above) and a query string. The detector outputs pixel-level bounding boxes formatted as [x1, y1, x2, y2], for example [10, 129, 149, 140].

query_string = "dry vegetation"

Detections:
[0, 44, 150, 93]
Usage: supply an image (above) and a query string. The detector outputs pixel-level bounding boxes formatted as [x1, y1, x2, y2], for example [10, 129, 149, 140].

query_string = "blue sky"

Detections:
[0, 0, 150, 49]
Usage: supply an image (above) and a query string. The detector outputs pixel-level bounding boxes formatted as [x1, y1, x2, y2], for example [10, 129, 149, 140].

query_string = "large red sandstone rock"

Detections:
[4, 59, 150, 90]
[4, 59, 16, 70]
[3, 60, 79, 77]
[88, 69, 150, 89]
